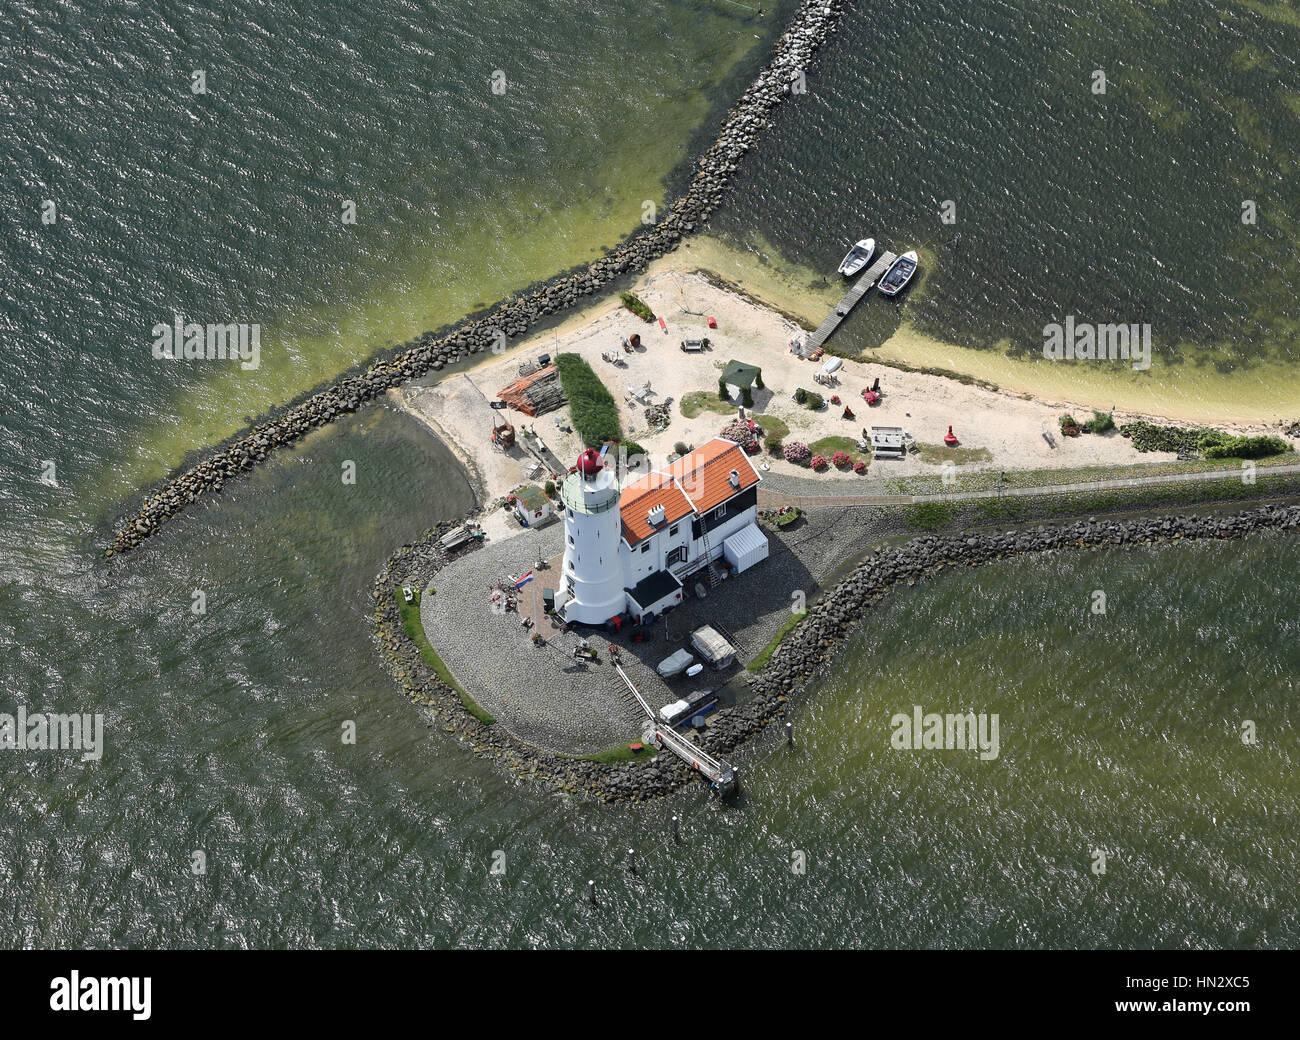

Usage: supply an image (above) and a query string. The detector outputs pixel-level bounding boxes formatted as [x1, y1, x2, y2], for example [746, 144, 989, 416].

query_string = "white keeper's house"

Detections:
[554, 438, 770, 625]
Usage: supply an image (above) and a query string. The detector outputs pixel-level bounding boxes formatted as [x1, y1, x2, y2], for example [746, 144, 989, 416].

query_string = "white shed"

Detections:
[722, 522, 769, 574]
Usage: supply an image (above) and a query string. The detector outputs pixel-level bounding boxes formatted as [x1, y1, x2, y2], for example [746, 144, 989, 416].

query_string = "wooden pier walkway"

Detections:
[801, 250, 897, 355]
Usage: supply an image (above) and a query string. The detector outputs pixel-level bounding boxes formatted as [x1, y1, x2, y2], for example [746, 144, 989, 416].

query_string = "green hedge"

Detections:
[1199, 432, 1293, 460]
[555, 353, 623, 446]
[620, 292, 655, 322]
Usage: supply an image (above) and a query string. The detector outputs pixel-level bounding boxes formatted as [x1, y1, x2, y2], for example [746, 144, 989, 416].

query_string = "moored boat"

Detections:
[878, 249, 918, 296]
[837, 238, 876, 276]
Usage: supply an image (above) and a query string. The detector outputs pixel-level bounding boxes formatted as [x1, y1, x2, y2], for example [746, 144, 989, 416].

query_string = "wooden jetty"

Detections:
[799, 250, 898, 355]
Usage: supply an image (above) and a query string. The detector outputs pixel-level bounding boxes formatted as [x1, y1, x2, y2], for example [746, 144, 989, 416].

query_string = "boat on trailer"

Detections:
[878, 250, 918, 296]
[837, 238, 876, 276]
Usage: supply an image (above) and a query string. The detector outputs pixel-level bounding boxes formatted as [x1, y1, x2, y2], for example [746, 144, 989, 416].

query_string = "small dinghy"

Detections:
[837, 238, 876, 276]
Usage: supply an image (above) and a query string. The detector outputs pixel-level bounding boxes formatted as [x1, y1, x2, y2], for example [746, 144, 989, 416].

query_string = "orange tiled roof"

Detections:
[619, 471, 694, 545]
[618, 438, 760, 545]
[666, 438, 760, 514]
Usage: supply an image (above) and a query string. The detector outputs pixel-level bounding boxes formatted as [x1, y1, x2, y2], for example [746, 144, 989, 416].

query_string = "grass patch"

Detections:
[580, 742, 660, 765]
[808, 435, 870, 467]
[681, 389, 739, 419]
[747, 612, 805, 672]
[753, 413, 790, 441]
[395, 589, 496, 725]
[907, 501, 959, 530]
[555, 352, 622, 447]
[913, 443, 994, 465]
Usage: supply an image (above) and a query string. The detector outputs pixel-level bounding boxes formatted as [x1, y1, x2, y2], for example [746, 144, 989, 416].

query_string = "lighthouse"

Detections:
[555, 447, 625, 625]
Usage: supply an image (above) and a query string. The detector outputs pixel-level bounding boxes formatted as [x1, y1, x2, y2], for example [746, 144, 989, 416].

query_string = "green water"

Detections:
[3, 0, 1298, 949]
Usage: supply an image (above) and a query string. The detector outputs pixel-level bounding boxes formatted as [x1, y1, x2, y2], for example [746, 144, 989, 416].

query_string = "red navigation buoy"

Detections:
[943, 424, 959, 446]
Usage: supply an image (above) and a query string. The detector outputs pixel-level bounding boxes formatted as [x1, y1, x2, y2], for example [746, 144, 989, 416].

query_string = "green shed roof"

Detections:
[721, 360, 761, 389]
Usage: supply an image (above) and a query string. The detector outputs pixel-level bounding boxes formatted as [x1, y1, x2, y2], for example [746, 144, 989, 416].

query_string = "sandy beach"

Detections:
[394, 255, 1300, 517]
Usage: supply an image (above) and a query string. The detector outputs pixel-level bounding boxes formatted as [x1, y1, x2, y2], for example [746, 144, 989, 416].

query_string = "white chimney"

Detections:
[728, 468, 740, 489]
[647, 504, 666, 526]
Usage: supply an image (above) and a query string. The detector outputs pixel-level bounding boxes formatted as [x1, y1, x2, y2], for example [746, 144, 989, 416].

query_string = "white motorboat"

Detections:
[837, 238, 876, 276]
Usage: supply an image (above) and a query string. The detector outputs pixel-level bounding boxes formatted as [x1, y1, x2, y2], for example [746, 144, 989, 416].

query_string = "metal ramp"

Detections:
[613, 659, 738, 797]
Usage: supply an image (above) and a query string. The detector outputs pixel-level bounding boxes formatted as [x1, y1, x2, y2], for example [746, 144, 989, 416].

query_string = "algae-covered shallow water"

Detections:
[2, 0, 1298, 948]
[712, 0, 1300, 419]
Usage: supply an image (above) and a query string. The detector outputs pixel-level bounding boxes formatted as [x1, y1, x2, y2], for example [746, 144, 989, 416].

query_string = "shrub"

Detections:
[794, 387, 807, 405]
[718, 376, 729, 401]
[1059, 413, 1081, 437]
[742, 386, 754, 408]
[543, 480, 556, 497]
[620, 292, 654, 322]
[1085, 409, 1115, 433]
[831, 451, 852, 469]
[620, 440, 648, 460]
[810, 454, 828, 471]
[804, 391, 824, 411]
[719, 419, 761, 454]
[767, 437, 784, 456]
[1120, 420, 1204, 454]
[754, 368, 764, 390]
[853, 460, 867, 474]
[1199, 433, 1292, 460]
[554, 353, 622, 446]
[672, 441, 691, 458]
[783, 441, 811, 465]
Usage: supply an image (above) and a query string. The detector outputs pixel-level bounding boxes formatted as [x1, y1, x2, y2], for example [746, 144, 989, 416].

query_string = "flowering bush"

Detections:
[830, 395, 841, 405]
[831, 451, 851, 469]
[810, 454, 828, 471]
[853, 460, 867, 474]
[720, 419, 761, 454]
[783, 441, 811, 465]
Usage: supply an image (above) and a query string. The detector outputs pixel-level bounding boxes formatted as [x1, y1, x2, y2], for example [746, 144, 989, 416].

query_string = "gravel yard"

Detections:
[420, 504, 897, 755]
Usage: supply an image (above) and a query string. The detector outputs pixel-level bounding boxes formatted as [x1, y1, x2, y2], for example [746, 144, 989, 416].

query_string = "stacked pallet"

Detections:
[498, 365, 566, 416]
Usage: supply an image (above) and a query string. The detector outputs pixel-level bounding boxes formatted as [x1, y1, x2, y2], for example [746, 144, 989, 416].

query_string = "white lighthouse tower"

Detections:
[555, 447, 625, 625]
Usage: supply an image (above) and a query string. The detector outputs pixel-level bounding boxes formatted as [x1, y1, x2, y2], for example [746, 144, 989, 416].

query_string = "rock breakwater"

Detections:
[376, 504, 1300, 804]
[110, 0, 851, 556]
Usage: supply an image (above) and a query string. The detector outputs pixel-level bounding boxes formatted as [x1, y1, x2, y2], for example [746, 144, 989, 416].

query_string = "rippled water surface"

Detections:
[1, 0, 1297, 948]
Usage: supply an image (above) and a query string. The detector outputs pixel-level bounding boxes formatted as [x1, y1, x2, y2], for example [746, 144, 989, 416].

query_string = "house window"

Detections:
[640, 541, 650, 553]
[711, 505, 725, 520]
[568, 535, 574, 546]
[667, 545, 687, 567]
[568, 509, 574, 519]
[669, 524, 679, 536]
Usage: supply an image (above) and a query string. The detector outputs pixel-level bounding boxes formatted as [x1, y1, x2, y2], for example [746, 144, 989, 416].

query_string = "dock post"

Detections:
[587, 879, 596, 905]
[786, 721, 794, 745]
[671, 815, 680, 842]
[626, 848, 637, 876]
